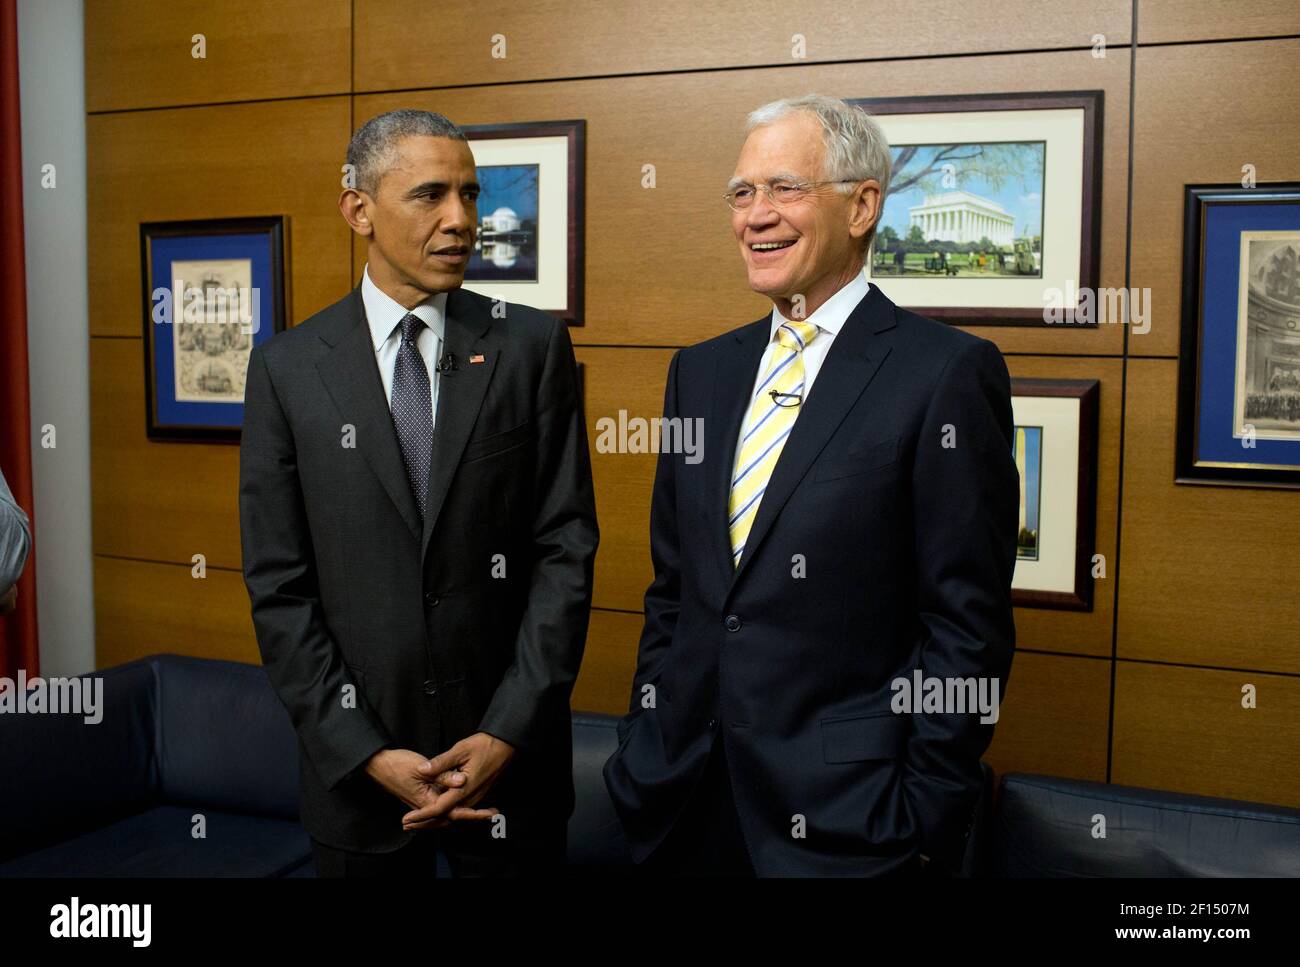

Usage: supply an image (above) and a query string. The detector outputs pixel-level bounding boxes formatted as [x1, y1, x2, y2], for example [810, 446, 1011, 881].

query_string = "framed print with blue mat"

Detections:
[1176, 184, 1300, 489]
[140, 216, 287, 442]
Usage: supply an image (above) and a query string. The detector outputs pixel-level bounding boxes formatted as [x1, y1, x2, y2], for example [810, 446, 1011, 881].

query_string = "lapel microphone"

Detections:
[435, 352, 457, 376]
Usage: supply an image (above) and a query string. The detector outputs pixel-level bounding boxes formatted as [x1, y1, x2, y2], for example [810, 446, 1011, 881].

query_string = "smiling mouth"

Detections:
[750, 240, 797, 251]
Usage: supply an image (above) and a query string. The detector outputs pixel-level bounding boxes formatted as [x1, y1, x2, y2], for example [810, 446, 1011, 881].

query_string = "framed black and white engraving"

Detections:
[140, 216, 287, 442]
[1176, 183, 1300, 489]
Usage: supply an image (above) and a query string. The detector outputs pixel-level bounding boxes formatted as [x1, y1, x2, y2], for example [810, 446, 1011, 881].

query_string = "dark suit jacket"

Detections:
[239, 285, 598, 853]
[603, 283, 1018, 875]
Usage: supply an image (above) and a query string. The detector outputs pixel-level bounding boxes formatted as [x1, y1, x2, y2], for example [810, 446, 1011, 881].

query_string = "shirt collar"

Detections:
[361, 263, 448, 351]
[769, 268, 870, 341]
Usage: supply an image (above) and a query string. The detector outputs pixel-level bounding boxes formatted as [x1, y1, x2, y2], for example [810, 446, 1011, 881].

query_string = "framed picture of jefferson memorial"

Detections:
[848, 92, 1103, 327]
[458, 119, 586, 326]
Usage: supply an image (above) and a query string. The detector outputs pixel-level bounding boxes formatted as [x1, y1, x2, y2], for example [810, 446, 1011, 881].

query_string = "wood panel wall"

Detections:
[83, 1, 1300, 809]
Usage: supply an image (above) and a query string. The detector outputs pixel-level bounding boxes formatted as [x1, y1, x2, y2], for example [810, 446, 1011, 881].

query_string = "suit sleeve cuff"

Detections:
[321, 733, 391, 792]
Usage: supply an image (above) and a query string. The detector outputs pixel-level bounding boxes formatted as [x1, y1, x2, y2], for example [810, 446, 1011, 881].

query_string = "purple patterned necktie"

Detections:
[390, 313, 433, 517]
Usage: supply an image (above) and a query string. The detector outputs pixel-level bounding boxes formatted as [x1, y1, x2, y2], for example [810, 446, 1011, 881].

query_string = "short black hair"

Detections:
[346, 109, 467, 194]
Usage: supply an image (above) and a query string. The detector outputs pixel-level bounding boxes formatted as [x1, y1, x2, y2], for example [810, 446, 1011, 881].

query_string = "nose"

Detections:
[745, 188, 781, 229]
[442, 191, 473, 235]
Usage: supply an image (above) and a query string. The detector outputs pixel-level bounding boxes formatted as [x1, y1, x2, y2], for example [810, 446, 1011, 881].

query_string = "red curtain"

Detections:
[0, 0, 39, 680]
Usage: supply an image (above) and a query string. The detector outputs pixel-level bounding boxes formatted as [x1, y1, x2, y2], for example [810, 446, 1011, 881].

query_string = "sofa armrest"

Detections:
[0, 659, 158, 862]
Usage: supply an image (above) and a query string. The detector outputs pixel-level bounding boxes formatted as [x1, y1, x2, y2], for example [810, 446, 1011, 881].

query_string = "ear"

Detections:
[847, 179, 882, 246]
[339, 188, 375, 238]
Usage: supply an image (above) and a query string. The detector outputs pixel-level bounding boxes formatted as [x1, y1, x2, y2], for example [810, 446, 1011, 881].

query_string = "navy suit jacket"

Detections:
[603, 282, 1019, 875]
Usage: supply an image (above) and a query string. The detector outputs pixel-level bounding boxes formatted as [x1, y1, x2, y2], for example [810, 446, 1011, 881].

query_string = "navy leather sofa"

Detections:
[0, 654, 313, 876]
[991, 773, 1300, 876]
[1, 654, 1297, 877]
[0, 654, 632, 877]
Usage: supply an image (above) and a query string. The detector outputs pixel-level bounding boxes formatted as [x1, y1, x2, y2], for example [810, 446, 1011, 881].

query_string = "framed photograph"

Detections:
[1176, 183, 1300, 489]
[1011, 378, 1100, 611]
[140, 216, 287, 442]
[848, 92, 1103, 327]
[459, 120, 586, 325]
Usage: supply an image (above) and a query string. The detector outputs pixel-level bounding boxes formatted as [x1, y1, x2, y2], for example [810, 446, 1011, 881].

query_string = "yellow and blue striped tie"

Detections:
[728, 320, 819, 567]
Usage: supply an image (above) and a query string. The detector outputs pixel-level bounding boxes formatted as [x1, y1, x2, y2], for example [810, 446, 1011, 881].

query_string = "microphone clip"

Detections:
[435, 352, 458, 376]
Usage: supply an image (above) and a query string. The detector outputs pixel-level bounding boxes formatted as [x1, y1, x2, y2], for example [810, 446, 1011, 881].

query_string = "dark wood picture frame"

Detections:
[849, 90, 1104, 327]
[1175, 182, 1300, 491]
[140, 215, 288, 443]
[459, 119, 586, 326]
[1011, 377, 1100, 611]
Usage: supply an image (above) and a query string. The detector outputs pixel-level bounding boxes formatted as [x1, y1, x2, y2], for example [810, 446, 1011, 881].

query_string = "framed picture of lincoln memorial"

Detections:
[849, 91, 1103, 327]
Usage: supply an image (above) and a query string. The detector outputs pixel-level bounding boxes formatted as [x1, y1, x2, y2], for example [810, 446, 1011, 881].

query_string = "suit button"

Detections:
[422, 680, 438, 696]
[707, 718, 718, 730]
[724, 614, 742, 632]
[424, 592, 439, 606]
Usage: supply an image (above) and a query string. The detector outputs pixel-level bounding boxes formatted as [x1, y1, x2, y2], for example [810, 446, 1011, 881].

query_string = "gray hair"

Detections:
[745, 94, 892, 252]
[347, 109, 467, 195]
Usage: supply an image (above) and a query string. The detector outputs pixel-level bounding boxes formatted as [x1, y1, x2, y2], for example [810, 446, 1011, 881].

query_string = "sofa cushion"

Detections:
[152, 655, 300, 820]
[0, 804, 311, 877]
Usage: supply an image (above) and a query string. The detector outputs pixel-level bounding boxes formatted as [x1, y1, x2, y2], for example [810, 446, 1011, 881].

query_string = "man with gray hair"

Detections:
[240, 109, 598, 876]
[605, 94, 1019, 876]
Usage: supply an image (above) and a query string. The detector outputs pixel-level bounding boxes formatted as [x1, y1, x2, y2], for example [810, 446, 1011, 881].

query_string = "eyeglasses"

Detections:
[723, 179, 860, 212]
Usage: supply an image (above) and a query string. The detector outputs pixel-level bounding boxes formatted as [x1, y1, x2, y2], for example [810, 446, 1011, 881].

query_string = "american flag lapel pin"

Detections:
[469, 354, 486, 364]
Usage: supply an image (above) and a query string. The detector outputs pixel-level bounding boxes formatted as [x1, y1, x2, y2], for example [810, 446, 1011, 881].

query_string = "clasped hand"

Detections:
[365, 732, 516, 832]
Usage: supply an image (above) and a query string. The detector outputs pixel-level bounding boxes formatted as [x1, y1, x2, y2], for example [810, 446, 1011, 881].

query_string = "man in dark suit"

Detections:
[239, 109, 598, 877]
[603, 94, 1019, 876]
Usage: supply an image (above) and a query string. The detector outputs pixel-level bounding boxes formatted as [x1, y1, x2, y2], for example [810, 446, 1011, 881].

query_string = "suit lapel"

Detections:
[705, 317, 771, 588]
[315, 288, 424, 542]
[729, 284, 898, 591]
[420, 287, 497, 561]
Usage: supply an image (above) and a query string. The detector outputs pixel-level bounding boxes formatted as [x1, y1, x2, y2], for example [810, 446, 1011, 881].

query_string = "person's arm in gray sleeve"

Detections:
[0, 465, 32, 604]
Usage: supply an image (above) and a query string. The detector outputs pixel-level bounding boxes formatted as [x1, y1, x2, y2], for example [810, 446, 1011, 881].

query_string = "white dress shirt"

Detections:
[733, 268, 871, 459]
[361, 264, 447, 428]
